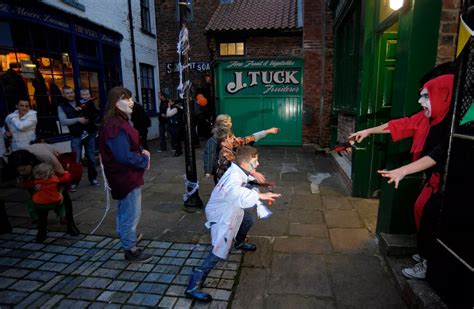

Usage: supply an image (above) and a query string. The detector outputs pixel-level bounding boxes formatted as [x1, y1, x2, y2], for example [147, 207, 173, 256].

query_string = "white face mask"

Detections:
[116, 97, 134, 115]
[248, 157, 259, 172]
[418, 88, 432, 117]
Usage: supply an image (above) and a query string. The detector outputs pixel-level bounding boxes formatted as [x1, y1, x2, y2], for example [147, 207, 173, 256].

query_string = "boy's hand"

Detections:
[267, 127, 279, 134]
[33, 184, 41, 191]
[142, 150, 151, 170]
[258, 192, 281, 203]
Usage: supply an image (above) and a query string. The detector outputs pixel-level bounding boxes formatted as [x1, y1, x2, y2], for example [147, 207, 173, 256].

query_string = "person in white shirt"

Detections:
[4, 100, 37, 151]
[185, 145, 281, 302]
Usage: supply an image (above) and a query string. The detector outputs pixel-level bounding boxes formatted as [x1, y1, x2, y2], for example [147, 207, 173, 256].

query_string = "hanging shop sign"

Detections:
[222, 59, 302, 96]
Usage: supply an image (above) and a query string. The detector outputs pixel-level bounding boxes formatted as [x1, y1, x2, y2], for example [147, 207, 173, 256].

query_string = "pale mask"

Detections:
[418, 88, 431, 117]
[248, 157, 259, 172]
[116, 96, 134, 115]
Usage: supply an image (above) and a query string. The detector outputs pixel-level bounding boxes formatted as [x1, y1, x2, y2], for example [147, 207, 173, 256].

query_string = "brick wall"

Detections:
[337, 113, 355, 161]
[303, 0, 334, 146]
[436, 0, 462, 64]
[245, 35, 303, 57]
[154, 0, 218, 96]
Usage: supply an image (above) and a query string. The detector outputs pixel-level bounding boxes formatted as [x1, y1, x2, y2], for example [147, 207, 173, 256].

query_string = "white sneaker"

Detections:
[412, 253, 422, 263]
[70, 184, 78, 192]
[402, 260, 427, 279]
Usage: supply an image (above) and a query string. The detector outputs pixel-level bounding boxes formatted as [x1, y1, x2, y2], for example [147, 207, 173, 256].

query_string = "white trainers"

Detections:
[412, 253, 422, 263]
[402, 260, 427, 279]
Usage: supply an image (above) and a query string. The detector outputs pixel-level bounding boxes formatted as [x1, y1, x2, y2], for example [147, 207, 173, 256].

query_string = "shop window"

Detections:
[103, 45, 122, 92]
[139, 63, 156, 114]
[219, 42, 245, 56]
[76, 36, 97, 58]
[176, 0, 193, 22]
[141, 0, 153, 33]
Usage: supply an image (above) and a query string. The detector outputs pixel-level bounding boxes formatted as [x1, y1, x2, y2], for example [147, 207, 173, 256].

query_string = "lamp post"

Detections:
[178, 1, 203, 212]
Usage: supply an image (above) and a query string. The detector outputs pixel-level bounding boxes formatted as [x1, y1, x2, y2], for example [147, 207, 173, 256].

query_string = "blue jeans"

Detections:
[198, 251, 222, 275]
[235, 209, 255, 245]
[116, 187, 142, 251]
[70, 134, 97, 183]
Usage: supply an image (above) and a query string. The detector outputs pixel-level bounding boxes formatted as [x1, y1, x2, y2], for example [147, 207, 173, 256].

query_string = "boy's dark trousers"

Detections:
[0, 199, 12, 234]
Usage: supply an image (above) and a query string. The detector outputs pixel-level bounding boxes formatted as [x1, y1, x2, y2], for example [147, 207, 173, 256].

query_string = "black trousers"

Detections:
[417, 194, 442, 260]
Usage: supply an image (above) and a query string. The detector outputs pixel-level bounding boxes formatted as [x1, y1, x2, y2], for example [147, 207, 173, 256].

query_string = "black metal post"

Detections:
[179, 1, 203, 211]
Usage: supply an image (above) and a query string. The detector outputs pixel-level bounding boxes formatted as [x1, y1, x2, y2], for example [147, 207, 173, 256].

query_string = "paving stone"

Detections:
[207, 269, 223, 278]
[79, 277, 112, 289]
[148, 240, 172, 249]
[57, 299, 91, 308]
[118, 271, 147, 281]
[221, 270, 237, 280]
[40, 294, 64, 308]
[329, 228, 377, 255]
[9, 279, 42, 292]
[0, 268, 30, 278]
[203, 277, 219, 288]
[7, 248, 35, 258]
[107, 280, 139, 292]
[324, 209, 364, 228]
[127, 293, 162, 307]
[151, 248, 167, 256]
[327, 255, 404, 307]
[174, 297, 193, 309]
[89, 302, 121, 309]
[42, 245, 68, 253]
[158, 273, 175, 283]
[51, 254, 79, 263]
[62, 247, 89, 256]
[39, 275, 64, 291]
[14, 291, 46, 307]
[13, 234, 36, 242]
[20, 242, 46, 250]
[136, 282, 168, 294]
[24, 271, 57, 282]
[62, 260, 85, 275]
[49, 276, 86, 294]
[165, 284, 186, 296]
[241, 237, 273, 268]
[289, 209, 324, 224]
[158, 296, 178, 308]
[289, 223, 328, 237]
[108, 291, 131, 303]
[84, 235, 105, 242]
[68, 287, 102, 300]
[273, 237, 332, 254]
[96, 238, 113, 248]
[322, 195, 353, 210]
[103, 260, 129, 269]
[264, 295, 336, 309]
[0, 290, 28, 304]
[126, 262, 154, 272]
[218, 278, 234, 290]
[29, 251, 56, 261]
[90, 267, 122, 279]
[0, 257, 21, 266]
[0, 277, 16, 288]
[268, 253, 332, 297]
[39, 261, 68, 272]
[173, 274, 190, 285]
[214, 289, 232, 301]
[75, 261, 103, 276]
[153, 264, 180, 274]
[179, 266, 194, 275]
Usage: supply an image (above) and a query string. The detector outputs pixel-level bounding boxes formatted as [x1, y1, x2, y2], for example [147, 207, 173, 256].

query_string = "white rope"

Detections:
[176, 25, 189, 99]
[90, 156, 111, 235]
[183, 177, 199, 202]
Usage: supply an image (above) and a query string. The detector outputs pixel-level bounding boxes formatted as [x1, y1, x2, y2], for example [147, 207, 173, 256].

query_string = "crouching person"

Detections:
[186, 145, 280, 302]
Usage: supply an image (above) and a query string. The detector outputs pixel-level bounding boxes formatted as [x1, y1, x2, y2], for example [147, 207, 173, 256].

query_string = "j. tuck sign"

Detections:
[224, 60, 302, 96]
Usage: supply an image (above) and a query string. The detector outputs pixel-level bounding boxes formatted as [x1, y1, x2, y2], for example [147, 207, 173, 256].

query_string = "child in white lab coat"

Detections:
[186, 145, 281, 302]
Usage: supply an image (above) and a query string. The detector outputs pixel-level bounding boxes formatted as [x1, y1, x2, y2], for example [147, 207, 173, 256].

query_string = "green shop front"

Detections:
[330, 0, 445, 234]
[213, 59, 303, 146]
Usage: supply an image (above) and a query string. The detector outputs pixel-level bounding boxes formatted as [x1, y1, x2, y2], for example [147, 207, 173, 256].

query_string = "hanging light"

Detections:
[389, 0, 404, 10]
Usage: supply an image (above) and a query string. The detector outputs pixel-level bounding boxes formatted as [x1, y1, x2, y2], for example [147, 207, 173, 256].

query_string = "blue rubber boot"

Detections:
[185, 270, 212, 302]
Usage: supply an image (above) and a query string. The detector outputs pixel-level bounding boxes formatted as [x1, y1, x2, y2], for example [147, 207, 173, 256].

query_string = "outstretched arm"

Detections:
[378, 156, 436, 189]
[348, 123, 389, 143]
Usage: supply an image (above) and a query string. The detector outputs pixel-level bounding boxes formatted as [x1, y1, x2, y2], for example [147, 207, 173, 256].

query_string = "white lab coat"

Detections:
[5, 109, 37, 151]
[205, 162, 260, 259]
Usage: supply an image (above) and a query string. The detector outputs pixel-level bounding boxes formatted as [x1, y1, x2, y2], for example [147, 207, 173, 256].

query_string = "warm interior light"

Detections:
[389, 0, 404, 10]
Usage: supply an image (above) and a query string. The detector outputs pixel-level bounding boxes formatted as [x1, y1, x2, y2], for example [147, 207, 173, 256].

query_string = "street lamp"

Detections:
[178, 1, 203, 212]
[389, 0, 404, 10]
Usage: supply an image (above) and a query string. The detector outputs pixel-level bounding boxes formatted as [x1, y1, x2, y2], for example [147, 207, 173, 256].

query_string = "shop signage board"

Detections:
[215, 59, 303, 145]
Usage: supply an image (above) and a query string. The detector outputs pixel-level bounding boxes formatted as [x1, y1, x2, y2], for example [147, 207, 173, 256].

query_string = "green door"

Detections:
[214, 59, 303, 145]
[367, 31, 397, 195]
